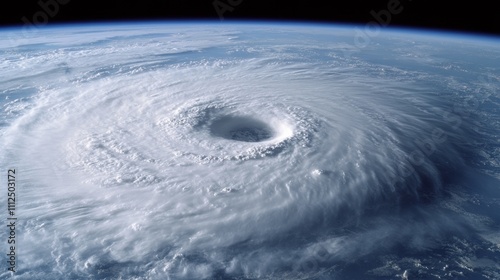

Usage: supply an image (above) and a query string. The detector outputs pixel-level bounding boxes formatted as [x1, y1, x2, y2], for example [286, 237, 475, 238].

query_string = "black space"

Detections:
[0, 0, 498, 37]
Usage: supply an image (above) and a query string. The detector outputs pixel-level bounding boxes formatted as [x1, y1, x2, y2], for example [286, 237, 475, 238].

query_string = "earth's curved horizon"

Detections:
[1, 21, 499, 279]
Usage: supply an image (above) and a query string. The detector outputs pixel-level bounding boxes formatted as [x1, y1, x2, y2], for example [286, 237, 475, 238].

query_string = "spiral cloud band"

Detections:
[1, 23, 499, 279]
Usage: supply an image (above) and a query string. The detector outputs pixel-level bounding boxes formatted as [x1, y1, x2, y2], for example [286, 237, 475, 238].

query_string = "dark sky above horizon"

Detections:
[1, 0, 499, 37]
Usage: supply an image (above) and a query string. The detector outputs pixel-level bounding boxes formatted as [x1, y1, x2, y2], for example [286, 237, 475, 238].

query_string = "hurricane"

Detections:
[1, 22, 499, 279]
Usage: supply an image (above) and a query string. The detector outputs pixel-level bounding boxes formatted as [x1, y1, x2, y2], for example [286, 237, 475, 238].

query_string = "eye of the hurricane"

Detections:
[210, 115, 274, 142]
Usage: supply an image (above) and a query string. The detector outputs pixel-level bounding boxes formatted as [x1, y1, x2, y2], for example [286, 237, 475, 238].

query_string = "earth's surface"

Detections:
[0, 22, 499, 279]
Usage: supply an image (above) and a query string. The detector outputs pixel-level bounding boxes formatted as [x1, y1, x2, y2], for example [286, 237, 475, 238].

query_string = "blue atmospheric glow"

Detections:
[0, 22, 499, 280]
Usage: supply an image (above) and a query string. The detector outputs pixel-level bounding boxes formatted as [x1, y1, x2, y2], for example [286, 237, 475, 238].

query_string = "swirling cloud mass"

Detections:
[1, 23, 499, 279]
